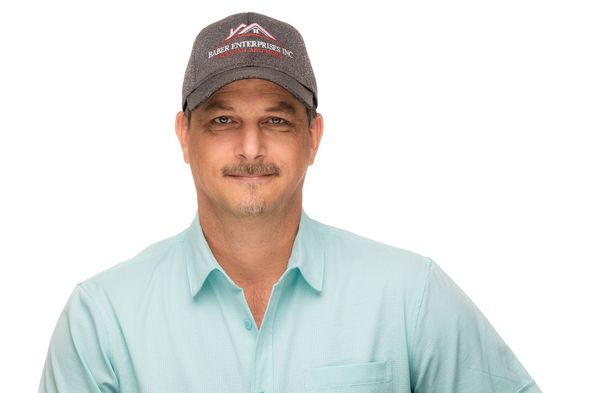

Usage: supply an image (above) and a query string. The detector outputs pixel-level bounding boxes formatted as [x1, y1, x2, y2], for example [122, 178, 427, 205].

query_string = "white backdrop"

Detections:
[1, 0, 588, 391]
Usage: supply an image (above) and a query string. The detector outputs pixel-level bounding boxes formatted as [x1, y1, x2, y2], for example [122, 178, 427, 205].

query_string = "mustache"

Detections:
[222, 163, 281, 176]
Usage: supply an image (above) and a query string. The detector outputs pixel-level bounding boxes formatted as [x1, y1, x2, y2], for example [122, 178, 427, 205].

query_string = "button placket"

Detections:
[251, 278, 288, 393]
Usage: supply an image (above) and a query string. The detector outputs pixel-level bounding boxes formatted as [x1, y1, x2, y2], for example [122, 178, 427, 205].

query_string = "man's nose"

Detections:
[235, 122, 266, 161]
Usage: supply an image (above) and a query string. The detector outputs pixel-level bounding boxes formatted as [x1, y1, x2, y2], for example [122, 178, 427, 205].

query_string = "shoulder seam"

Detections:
[76, 282, 120, 388]
[408, 256, 434, 387]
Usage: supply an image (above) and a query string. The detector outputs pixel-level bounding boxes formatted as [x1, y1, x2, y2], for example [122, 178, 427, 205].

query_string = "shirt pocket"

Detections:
[304, 359, 393, 393]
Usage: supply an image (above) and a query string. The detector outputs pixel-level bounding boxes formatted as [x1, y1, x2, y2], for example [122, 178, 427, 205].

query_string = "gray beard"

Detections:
[235, 183, 267, 217]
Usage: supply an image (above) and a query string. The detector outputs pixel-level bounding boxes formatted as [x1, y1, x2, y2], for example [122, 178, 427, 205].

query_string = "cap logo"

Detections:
[225, 23, 276, 41]
[207, 21, 294, 60]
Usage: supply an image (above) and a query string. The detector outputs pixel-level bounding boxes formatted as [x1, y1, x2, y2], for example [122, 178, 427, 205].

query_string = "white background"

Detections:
[1, 0, 588, 391]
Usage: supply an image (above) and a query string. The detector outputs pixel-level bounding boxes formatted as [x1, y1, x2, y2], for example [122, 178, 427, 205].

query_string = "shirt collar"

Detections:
[184, 209, 325, 298]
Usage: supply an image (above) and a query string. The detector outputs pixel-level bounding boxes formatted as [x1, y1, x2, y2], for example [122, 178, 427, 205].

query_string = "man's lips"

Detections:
[226, 174, 276, 181]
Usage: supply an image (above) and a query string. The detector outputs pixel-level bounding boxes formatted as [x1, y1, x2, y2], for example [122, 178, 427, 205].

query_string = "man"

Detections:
[39, 12, 542, 393]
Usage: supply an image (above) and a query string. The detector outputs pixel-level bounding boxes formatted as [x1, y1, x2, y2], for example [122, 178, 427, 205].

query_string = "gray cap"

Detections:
[182, 12, 317, 112]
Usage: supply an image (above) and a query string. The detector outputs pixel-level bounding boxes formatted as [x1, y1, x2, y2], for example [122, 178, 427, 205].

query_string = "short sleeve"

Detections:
[410, 258, 542, 393]
[38, 284, 119, 393]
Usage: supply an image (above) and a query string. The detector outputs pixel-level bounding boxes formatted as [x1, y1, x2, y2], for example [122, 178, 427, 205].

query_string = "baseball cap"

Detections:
[181, 12, 318, 113]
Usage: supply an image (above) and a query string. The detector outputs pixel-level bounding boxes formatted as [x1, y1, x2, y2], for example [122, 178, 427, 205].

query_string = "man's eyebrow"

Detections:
[265, 101, 297, 114]
[202, 99, 297, 114]
[202, 100, 235, 112]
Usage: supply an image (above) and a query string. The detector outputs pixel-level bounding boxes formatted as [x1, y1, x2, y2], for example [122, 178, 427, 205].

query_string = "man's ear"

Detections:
[175, 111, 190, 164]
[307, 112, 324, 165]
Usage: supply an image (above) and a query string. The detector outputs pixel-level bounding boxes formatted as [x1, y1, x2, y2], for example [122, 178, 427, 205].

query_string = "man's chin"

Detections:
[235, 202, 267, 217]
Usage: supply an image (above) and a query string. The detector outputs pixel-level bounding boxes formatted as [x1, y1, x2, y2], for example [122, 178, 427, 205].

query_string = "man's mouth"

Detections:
[226, 173, 277, 181]
[229, 174, 275, 177]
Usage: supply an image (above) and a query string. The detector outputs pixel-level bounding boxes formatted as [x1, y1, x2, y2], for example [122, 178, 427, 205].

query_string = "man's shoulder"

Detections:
[309, 216, 432, 278]
[77, 228, 188, 297]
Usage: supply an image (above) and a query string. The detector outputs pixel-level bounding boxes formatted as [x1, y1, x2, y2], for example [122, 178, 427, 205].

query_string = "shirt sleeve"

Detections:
[410, 258, 542, 393]
[38, 284, 119, 393]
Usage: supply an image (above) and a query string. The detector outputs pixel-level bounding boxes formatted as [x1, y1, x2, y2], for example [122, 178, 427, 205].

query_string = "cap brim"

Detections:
[184, 66, 315, 112]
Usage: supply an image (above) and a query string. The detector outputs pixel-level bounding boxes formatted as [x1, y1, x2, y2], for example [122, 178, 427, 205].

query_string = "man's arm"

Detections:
[39, 284, 119, 393]
[409, 258, 542, 393]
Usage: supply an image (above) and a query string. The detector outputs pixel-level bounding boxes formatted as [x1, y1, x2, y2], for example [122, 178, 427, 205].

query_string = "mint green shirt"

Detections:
[39, 210, 541, 393]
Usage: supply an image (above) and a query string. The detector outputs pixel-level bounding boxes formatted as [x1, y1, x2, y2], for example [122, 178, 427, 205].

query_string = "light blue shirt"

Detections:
[39, 210, 541, 393]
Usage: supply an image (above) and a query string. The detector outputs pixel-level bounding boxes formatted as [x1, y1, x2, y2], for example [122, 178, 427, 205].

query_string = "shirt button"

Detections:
[244, 319, 253, 330]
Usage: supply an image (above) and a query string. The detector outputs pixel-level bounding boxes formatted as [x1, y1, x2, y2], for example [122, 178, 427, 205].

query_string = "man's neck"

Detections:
[197, 205, 302, 289]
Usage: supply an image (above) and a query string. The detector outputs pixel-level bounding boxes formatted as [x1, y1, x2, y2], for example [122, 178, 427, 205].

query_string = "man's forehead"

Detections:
[201, 98, 298, 114]
[202, 78, 305, 110]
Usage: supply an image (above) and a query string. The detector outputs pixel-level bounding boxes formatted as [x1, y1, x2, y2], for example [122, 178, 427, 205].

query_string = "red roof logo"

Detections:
[225, 23, 277, 42]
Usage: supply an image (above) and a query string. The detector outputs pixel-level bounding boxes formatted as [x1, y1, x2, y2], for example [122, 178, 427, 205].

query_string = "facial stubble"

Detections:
[223, 163, 281, 218]
[237, 182, 267, 217]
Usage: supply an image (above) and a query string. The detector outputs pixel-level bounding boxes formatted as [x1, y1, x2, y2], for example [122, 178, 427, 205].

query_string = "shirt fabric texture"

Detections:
[39, 210, 541, 393]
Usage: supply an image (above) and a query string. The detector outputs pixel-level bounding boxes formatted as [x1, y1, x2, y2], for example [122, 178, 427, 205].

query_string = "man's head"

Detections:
[175, 12, 323, 219]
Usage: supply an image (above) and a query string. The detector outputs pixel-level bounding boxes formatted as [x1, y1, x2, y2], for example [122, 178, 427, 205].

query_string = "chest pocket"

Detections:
[304, 359, 393, 393]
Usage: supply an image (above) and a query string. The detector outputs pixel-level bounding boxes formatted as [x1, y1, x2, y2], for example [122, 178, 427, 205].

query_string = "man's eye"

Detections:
[214, 116, 232, 124]
[268, 117, 285, 125]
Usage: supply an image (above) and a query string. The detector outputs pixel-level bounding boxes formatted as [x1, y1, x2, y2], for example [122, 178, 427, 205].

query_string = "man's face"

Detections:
[175, 78, 323, 219]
